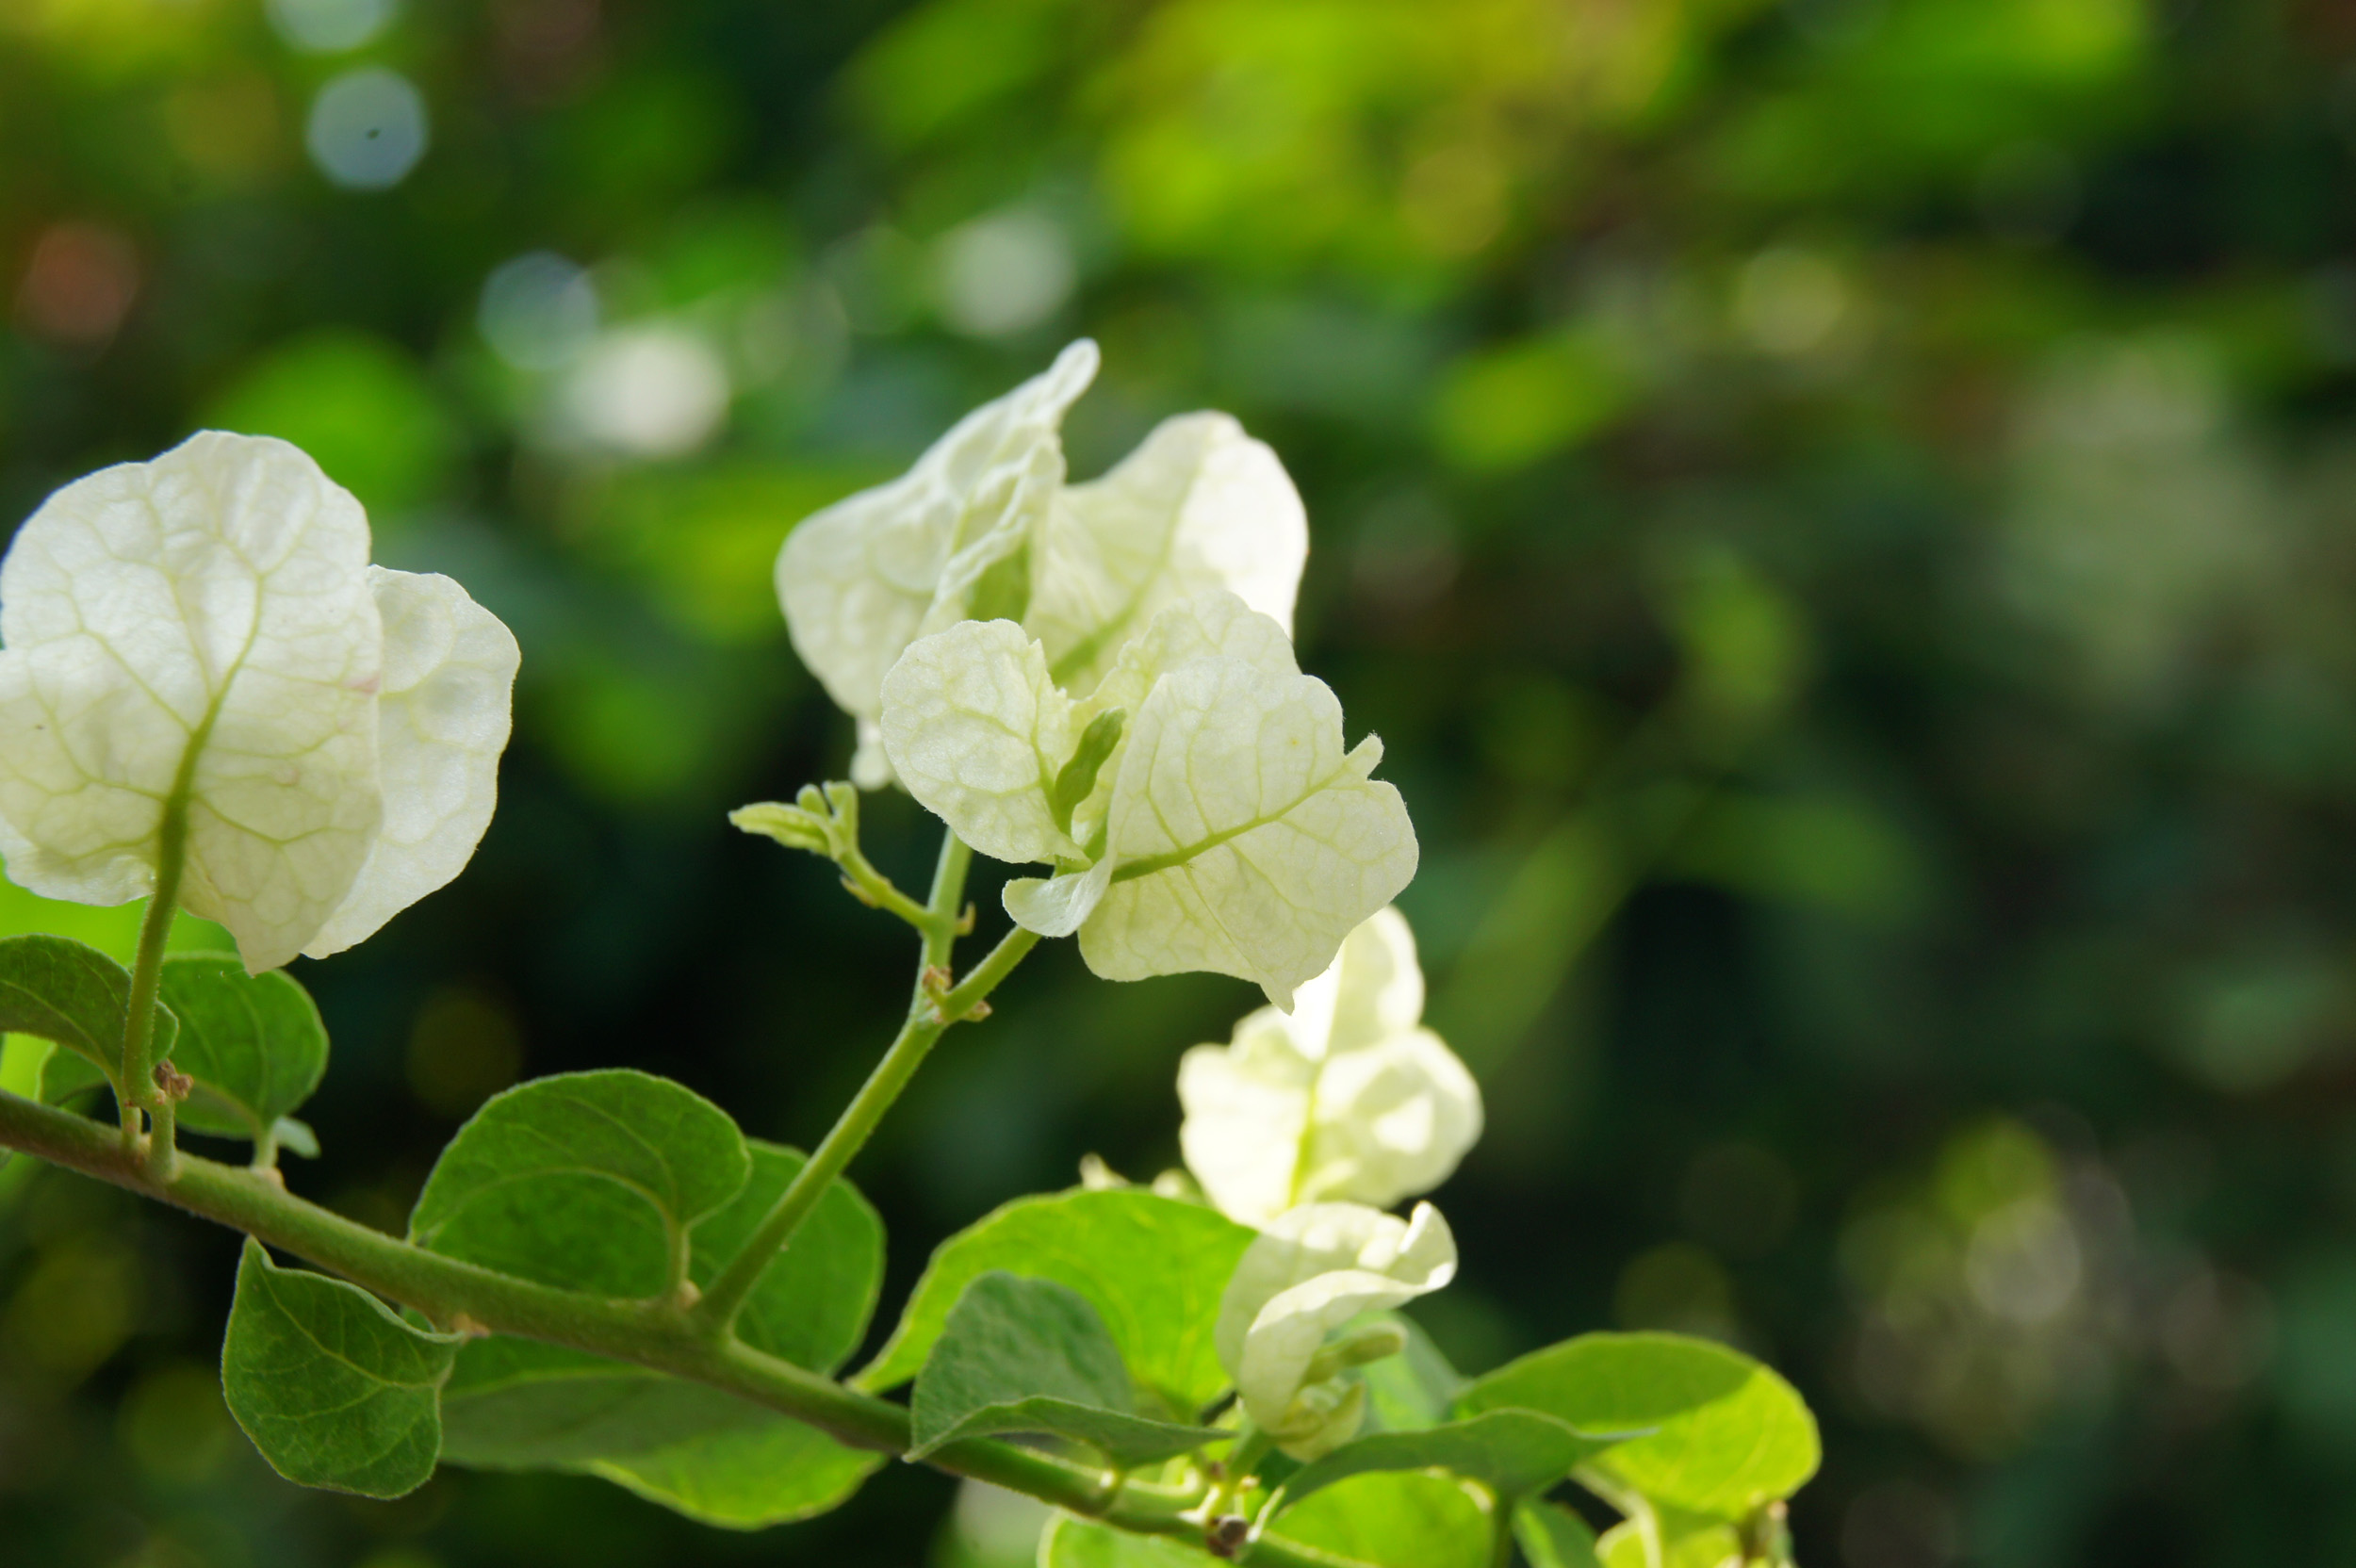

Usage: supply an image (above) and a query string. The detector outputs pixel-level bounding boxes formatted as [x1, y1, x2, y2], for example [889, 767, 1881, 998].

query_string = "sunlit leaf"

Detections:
[878, 618, 1081, 864]
[909, 1272, 1222, 1465]
[857, 1188, 1253, 1412]
[1078, 655, 1418, 1009]
[1460, 1332, 1819, 1523]
[1029, 411, 1307, 695]
[1274, 1409, 1621, 1514]
[301, 568, 520, 959]
[0, 433, 384, 972]
[1518, 1501, 1606, 1568]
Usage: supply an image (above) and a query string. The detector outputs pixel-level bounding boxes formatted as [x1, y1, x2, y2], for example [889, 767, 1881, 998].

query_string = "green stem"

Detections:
[692, 1009, 948, 1333]
[837, 844, 936, 931]
[941, 923, 1039, 1017]
[1487, 1489, 1516, 1568]
[922, 831, 972, 969]
[119, 794, 188, 1164]
[0, 1088, 1363, 1568]
[689, 829, 977, 1336]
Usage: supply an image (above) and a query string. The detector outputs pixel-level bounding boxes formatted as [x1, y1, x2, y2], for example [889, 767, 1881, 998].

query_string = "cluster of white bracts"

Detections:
[776, 341, 1417, 1009]
[1191, 908, 1481, 1459]
[0, 433, 518, 972]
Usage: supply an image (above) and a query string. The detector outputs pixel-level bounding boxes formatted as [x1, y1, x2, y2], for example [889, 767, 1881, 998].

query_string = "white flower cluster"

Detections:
[0, 433, 518, 971]
[1189, 907, 1482, 1460]
[775, 342, 1417, 1009]
[1181, 907, 1481, 1228]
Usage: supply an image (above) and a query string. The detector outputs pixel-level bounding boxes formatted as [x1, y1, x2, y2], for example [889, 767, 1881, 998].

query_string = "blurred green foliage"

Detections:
[5, 0, 2356, 1563]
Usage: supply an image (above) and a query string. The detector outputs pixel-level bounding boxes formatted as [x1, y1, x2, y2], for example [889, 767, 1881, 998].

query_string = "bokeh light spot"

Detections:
[934, 210, 1076, 339]
[564, 326, 730, 457]
[269, 0, 398, 54]
[13, 222, 139, 348]
[479, 251, 599, 370]
[306, 67, 429, 189]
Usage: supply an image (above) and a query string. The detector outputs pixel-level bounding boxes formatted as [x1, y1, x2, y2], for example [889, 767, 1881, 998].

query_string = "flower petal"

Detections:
[1080, 658, 1417, 1008]
[777, 340, 1097, 745]
[1214, 1201, 1456, 1441]
[880, 619, 1081, 866]
[1030, 412, 1306, 697]
[0, 433, 383, 971]
[303, 569, 518, 959]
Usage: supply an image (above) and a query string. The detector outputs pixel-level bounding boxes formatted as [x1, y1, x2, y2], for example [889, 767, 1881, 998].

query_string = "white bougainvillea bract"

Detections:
[1179, 906, 1482, 1228]
[0, 433, 518, 971]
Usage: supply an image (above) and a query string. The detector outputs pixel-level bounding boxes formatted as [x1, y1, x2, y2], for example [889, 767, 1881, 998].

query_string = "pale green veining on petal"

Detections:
[777, 340, 1099, 776]
[303, 568, 519, 958]
[1180, 908, 1482, 1228]
[0, 433, 384, 972]
[1214, 1201, 1456, 1459]
[879, 620, 1082, 867]
[1030, 412, 1307, 696]
[1079, 655, 1418, 1009]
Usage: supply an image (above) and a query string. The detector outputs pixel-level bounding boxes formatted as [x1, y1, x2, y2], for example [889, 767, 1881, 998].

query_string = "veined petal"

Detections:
[0, 433, 384, 972]
[1180, 909, 1481, 1229]
[303, 569, 519, 959]
[1214, 1201, 1456, 1445]
[777, 340, 1098, 747]
[1030, 413, 1307, 696]
[1078, 658, 1417, 1009]
[1287, 904, 1426, 1061]
[1176, 1013, 1317, 1228]
[879, 620, 1080, 866]
[1003, 856, 1113, 938]
[1296, 1028, 1482, 1215]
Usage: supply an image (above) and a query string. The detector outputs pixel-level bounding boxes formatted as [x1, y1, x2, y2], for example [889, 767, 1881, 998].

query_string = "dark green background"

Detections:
[3, 0, 2351, 1563]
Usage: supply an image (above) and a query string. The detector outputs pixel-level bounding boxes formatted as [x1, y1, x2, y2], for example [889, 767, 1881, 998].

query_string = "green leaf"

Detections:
[1595, 1517, 1745, 1568]
[1039, 1513, 1214, 1567]
[1459, 1331, 1820, 1523]
[856, 1187, 1254, 1412]
[689, 1138, 883, 1371]
[909, 1272, 1222, 1465]
[1518, 1502, 1605, 1568]
[409, 1069, 751, 1298]
[436, 1141, 884, 1527]
[583, 1417, 879, 1528]
[1356, 1310, 1464, 1432]
[0, 933, 177, 1092]
[1277, 1471, 1496, 1568]
[156, 953, 328, 1150]
[1051, 706, 1126, 834]
[220, 1238, 462, 1499]
[1274, 1410, 1622, 1514]
[1042, 1471, 1491, 1568]
[40, 1043, 106, 1105]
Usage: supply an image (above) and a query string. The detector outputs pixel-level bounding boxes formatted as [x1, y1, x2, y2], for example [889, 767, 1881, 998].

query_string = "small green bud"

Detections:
[1299, 1320, 1410, 1387]
[1050, 708, 1126, 834]
[728, 802, 830, 856]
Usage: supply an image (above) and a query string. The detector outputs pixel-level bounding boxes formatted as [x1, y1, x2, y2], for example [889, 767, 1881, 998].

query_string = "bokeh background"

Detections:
[1, 0, 2350, 1563]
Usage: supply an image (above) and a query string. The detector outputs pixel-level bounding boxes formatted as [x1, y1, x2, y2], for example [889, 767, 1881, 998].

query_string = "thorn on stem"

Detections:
[449, 1312, 493, 1339]
[955, 903, 977, 935]
[961, 999, 991, 1021]
[841, 874, 878, 908]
